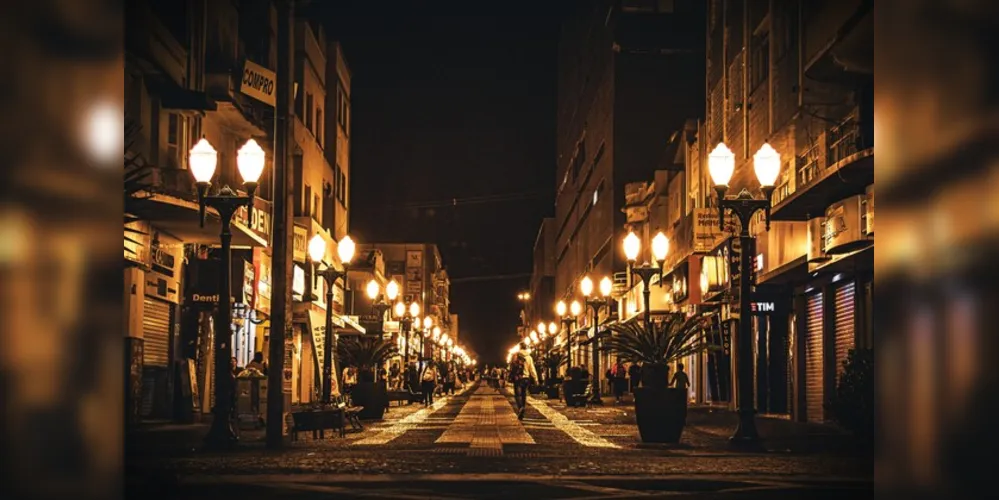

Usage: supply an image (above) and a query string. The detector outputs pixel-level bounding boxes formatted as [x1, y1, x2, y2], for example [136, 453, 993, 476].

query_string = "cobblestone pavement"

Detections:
[126, 381, 873, 497]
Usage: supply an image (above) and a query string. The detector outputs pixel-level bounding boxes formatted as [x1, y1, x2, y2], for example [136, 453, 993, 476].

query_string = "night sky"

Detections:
[312, 2, 564, 365]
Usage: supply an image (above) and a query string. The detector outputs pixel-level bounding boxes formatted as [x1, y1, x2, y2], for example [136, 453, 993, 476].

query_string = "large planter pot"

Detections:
[352, 382, 388, 421]
[633, 386, 687, 444]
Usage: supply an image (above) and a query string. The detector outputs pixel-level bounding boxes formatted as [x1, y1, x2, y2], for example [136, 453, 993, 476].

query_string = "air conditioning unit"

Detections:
[807, 217, 829, 263]
[864, 185, 874, 237]
[824, 195, 866, 254]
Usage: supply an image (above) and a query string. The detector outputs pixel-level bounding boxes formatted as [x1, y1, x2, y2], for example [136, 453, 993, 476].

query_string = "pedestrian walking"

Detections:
[612, 360, 627, 403]
[671, 363, 690, 393]
[421, 363, 438, 407]
[628, 361, 642, 393]
[511, 342, 539, 420]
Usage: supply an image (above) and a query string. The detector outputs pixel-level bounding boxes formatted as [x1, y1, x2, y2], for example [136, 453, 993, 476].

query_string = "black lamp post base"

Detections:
[728, 411, 763, 451]
[587, 393, 604, 405]
[203, 416, 239, 450]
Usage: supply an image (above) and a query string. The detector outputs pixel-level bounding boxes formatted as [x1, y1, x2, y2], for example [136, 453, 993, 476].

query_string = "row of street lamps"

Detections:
[521, 140, 779, 446]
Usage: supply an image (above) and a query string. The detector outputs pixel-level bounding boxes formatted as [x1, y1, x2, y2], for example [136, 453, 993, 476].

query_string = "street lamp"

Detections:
[580, 275, 613, 405]
[309, 233, 355, 404]
[366, 279, 398, 334]
[708, 141, 780, 449]
[419, 316, 433, 370]
[190, 137, 264, 448]
[394, 301, 421, 367]
[623, 230, 670, 325]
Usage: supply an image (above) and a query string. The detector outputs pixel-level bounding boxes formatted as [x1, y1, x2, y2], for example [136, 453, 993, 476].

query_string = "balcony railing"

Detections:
[827, 112, 861, 166]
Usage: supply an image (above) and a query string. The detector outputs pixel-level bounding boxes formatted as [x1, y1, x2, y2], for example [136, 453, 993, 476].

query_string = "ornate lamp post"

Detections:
[623, 231, 670, 325]
[431, 326, 442, 363]
[707, 141, 781, 448]
[394, 301, 421, 367]
[580, 275, 613, 405]
[309, 233, 356, 404]
[189, 137, 265, 449]
[419, 316, 433, 371]
[556, 300, 583, 367]
[366, 279, 399, 338]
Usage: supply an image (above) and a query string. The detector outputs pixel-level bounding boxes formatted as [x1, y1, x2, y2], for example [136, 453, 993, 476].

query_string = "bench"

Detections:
[289, 408, 345, 440]
[387, 390, 422, 406]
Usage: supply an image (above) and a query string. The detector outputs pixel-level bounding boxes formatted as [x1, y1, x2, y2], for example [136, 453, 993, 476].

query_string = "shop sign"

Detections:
[145, 270, 181, 304]
[748, 292, 787, 316]
[240, 59, 277, 107]
[293, 225, 308, 263]
[823, 195, 864, 254]
[236, 198, 272, 244]
[253, 248, 272, 315]
[292, 264, 306, 300]
[243, 260, 255, 308]
[693, 208, 735, 253]
[405, 250, 423, 295]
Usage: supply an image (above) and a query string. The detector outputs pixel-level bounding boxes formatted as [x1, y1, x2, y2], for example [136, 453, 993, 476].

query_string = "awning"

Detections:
[336, 314, 366, 336]
[131, 192, 268, 248]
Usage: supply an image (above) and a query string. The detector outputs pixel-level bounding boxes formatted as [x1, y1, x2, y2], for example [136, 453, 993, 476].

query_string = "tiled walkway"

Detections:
[436, 385, 534, 455]
[352, 387, 468, 446]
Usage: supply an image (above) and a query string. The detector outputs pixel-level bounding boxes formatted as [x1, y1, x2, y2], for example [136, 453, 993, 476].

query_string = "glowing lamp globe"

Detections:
[409, 302, 420, 317]
[236, 138, 265, 184]
[394, 301, 406, 318]
[623, 232, 641, 262]
[754, 142, 781, 187]
[188, 138, 218, 184]
[580, 276, 594, 297]
[570, 300, 582, 317]
[423, 316, 433, 330]
[308, 234, 326, 263]
[708, 142, 735, 187]
[386, 281, 400, 301]
[652, 232, 669, 262]
[556, 300, 567, 317]
[337, 235, 355, 265]
[599, 276, 613, 297]
[548, 322, 558, 335]
[366, 279, 380, 300]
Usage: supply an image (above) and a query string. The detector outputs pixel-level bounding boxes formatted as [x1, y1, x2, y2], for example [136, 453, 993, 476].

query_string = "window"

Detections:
[591, 142, 605, 174]
[593, 180, 605, 207]
[167, 114, 179, 146]
[164, 113, 186, 169]
[304, 184, 312, 217]
[751, 33, 770, 91]
[316, 108, 323, 147]
[337, 82, 350, 133]
[313, 193, 320, 223]
[305, 93, 314, 133]
[339, 169, 347, 206]
[775, 1, 798, 62]
[571, 139, 586, 181]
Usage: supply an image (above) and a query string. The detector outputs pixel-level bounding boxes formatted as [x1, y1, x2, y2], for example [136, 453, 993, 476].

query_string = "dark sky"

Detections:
[312, 2, 563, 366]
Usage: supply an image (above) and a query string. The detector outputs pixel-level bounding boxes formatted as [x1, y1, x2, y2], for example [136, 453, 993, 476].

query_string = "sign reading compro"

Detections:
[240, 59, 276, 107]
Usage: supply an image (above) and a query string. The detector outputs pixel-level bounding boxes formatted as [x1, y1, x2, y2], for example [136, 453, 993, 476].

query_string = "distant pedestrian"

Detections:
[421, 364, 438, 407]
[671, 363, 690, 393]
[612, 360, 627, 403]
[628, 362, 642, 393]
[510, 343, 539, 420]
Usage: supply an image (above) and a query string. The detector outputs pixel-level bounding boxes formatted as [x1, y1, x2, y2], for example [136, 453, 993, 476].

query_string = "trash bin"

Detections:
[236, 370, 267, 429]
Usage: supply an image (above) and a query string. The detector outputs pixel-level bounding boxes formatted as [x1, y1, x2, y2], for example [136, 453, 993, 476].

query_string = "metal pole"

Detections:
[589, 303, 602, 405]
[322, 281, 335, 403]
[205, 211, 237, 447]
[403, 320, 410, 368]
[267, 0, 294, 449]
[642, 280, 652, 325]
[731, 233, 761, 446]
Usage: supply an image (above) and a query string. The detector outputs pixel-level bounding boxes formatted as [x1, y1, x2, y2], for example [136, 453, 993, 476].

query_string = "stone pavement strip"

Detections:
[436, 385, 534, 455]
[352, 385, 472, 446]
[525, 391, 620, 449]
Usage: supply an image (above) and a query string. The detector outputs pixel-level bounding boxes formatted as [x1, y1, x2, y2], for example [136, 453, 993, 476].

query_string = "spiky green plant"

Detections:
[543, 348, 569, 381]
[602, 314, 718, 389]
[337, 337, 400, 382]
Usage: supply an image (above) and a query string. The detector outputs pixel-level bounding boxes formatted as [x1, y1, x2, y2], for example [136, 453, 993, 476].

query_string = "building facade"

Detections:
[358, 243, 452, 365]
[526, 218, 556, 334]
[553, 0, 706, 389]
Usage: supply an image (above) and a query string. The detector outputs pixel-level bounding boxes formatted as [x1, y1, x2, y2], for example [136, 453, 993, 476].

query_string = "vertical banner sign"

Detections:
[405, 250, 424, 297]
[283, 324, 294, 393]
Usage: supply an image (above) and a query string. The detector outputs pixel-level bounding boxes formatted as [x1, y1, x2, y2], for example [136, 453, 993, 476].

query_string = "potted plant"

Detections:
[603, 313, 716, 444]
[826, 348, 874, 447]
[337, 337, 398, 420]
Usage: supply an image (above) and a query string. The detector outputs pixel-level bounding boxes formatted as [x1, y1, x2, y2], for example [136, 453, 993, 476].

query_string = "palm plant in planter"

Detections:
[337, 337, 399, 420]
[603, 313, 716, 443]
[542, 348, 569, 399]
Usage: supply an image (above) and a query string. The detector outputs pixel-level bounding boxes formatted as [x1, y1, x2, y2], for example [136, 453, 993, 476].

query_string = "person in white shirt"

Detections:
[511, 343, 539, 420]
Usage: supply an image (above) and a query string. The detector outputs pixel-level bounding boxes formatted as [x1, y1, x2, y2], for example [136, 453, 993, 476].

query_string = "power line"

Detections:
[450, 273, 532, 284]
[384, 191, 545, 210]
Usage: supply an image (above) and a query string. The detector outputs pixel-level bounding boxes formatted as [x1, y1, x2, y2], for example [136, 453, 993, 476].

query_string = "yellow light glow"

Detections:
[652, 232, 669, 262]
[394, 301, 405, 318]
[570, 300, 582, 317]
[366, 279, 380, 300]
[237, 138, 266, 184]
[308, 234, 326, 263]
[189, 138, 218, 184]
[580, 276, 594, 297]
[386, 280, 400, 301]
[556, 300, 567, 317]
[753, 142, 781, 187]
[337, 235, 355, 265]
[708, 142, 735, 187]
[623, 232, 641, 262]
[599, 276, 613, 297]
[409, 302, 420, 317]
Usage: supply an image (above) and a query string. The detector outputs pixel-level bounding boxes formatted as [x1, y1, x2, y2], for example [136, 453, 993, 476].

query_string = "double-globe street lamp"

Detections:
[366, 279, 400, 336]
[580, 275, 613, 405]
[308, 232, 356, 404]
[623, 231, 670, 325]
[555, 299, 583, 367]
[707, 141, 781, 448]
[393, 300, 421, 368]
[189, 137, 265, 448]
[418, 316, 434, 371]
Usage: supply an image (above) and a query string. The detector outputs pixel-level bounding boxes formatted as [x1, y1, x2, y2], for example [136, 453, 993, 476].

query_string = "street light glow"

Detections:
[753, 142, 781, 187]
[409, 302, 420, 317]
[599, 276, 613, 297]
[570, 300, 582, 317]
[189, 138, 218, 184]
[366, 279, 380, 300]
[556, 300, 567, 316]
[423, 316, 433, 329]
[394, 301, 406, 318]
[580, 276, 594, 297]
[386, 280, 400, 301]
[652, 232, 669, 262]
[548, 321, 558, 335]
[308, 234, 326, 263]
[624, 231, 640, 262]
[236, 138, 266, 184]
[708, 142, 735, 187]
[337, 235, 356, 265]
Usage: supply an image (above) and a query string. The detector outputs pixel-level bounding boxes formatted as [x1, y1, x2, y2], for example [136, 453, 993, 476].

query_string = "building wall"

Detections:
[361, 243, 451, 331]
[326, 42, 352, 242]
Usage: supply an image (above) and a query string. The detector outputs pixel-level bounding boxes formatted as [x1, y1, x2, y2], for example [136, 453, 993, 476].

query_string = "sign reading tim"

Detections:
[240, 60, 276, 107]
